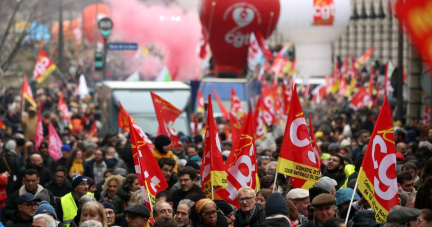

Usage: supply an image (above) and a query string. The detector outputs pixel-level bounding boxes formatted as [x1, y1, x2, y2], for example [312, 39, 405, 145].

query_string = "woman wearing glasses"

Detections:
[190, 198, 228, 227]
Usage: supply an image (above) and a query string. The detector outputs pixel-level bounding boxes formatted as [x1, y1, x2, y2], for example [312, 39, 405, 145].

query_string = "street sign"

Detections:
[98, 18, 113, 37]
[108, 43, 138, 51]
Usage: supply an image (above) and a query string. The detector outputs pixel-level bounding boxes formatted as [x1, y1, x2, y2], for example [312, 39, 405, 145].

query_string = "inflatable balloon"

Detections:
[81, 3, 111, 44]
[200, 0, 280, 77]
[276, 0, 350, 79]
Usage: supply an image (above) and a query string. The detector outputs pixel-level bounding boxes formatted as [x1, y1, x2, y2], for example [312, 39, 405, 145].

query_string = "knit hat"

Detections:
[102, 202, 116, 212]
[309, 187, 329, 204]
[36, 201, 58, 219]
[265, 193, 289, 216]
[154, 135, 171, 152]
[39, 142, 48, 150]
[185, 160, 200, 171]
[335, 188, 360, 206]
[35, 190, 51, 203]
[214, 200, 233, 216]
[5, 140, 16, 152]
[340, 139, 351, 148]
[72, 175, 88, 188]
[328, 143, 340, 151]
[61, 144, 72, 151]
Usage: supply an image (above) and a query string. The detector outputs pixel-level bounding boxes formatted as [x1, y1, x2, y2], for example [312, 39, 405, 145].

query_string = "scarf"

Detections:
[69, 159, 84, 178]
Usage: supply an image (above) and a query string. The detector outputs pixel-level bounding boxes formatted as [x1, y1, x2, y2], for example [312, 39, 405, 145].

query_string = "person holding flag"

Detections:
[151, 135, 178, 173]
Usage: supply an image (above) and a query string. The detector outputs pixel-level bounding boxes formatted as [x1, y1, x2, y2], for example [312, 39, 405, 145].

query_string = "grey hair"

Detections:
[153, 201, 172, 217]
[129, 189, 143, 206]
[33, 214, 56, 227]
[179, 199, 195, 208]
[79, 220, 103, 227]
[265, 161, 278, 172]
[78, 194, 96, 208]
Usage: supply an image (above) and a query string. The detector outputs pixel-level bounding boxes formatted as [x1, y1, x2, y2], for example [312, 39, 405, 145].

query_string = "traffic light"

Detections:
[95, 52, 103, 71]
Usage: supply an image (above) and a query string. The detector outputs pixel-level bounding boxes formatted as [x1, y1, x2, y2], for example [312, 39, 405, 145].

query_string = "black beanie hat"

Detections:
[265, 193, 289, 216]
[214, 200, 233, 216]
[154, 135, 171, 152]
[309, 187, 329, 204]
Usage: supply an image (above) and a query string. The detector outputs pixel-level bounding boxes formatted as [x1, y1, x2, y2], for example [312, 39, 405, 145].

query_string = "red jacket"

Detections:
[0, 174, 8, 209]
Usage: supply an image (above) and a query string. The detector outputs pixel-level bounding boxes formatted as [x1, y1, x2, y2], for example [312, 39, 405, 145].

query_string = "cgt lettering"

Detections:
[225, 31, 250, 48]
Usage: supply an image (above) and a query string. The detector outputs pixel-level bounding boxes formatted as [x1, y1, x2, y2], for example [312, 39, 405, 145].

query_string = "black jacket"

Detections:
[54, 157, 68, 171]
[42, 153, 56, 172]
[0, 149, 20, 193]
[83, 159, 117, 180]
[111, 183, 130, 224]
[44, 181, 73, 199]
[5, 210, 33, 227]
[234, 204, 265, 227]
[262, 216, 291, 227]
[12, 163, 53, 192]
[172, 184, 203, 211]
[3, 185, 57, 220]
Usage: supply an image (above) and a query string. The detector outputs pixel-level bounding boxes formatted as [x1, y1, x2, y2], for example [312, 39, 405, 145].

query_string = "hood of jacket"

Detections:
[116, 183, 130, 201]
[10, 210, 33, 223]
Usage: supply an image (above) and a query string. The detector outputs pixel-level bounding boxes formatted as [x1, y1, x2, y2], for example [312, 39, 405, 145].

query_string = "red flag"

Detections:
[48, 122, 62, 161]
[309, 115, 321, 170]
[34, 104, 44, 150]
[270, 57, 287, 85]
[120, 102, 154, 150]
[151, 92, 181, 147]
[211, 88, 230, 121]
[128, 116, 168, 212]
[21, 76, 37, 107]
[339, 75, 348, 96]
[217, 110, 259, 207]
[369, 66, 375, 95]
[357, 97, 399, 223]
[282, 79, 292, 107]
[354, 47, 374, 69]
[58, 93, 71, 127]
[271, 84, 283, 122]
[341, 58, 349, 74]
[424, 107, 431, 128]
[254, 97, 267, 140]
[229, 112, 242, 147]
[201, 95, 228, 198]
[32, 49, 57, 83]
[230, 88, 246, 122]
[396, 0, 432, 71]
[261, 85, 277, 125]
[254, 30, 273, 60]
[349, 86, 373, 110]
[311, 84, 327, 104]
[277, 84, 320, 186]
[197, 90, 205, 113]
[85, 121, 98, 140]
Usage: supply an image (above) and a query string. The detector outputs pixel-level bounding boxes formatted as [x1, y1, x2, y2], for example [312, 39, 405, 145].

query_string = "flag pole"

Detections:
[344, 182, 358, 225]
[147, 190, 153, 214]
[272, 172, 278, 193]
[211, 185, 214, 200]
[21, 95, 25, 115]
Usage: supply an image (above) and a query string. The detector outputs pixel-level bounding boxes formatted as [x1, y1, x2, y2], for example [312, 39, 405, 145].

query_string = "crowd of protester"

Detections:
[1, 72, 432, 227]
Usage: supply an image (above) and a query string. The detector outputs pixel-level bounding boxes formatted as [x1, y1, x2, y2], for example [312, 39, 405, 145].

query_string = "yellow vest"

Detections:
[87, 192, 94, 197]
[61, 192, 78, 227]
[339, 164, 356, 189]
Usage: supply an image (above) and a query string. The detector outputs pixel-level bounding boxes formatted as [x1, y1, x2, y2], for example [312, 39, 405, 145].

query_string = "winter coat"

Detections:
[68, 159, 84, 178]
[151, 148, 177, 172]
[172, 184, 203, 211]
[5, 210, 32, 227]
[21, 114, 37, 141]
[111, 183, 131, 224]
[323, 168, 347, 190]
[83, 159, 116, 180]
[0, 149, 20, 192]
[42, 153, 56, 172]
[234, 204, 266, 227]
[262, 215, 292, 227]
[3, 184, 56, 220]
[44, 181, 73, 199]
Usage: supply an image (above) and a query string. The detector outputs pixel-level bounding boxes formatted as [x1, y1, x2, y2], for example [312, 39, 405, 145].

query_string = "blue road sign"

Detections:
[107, 43, 138, 51]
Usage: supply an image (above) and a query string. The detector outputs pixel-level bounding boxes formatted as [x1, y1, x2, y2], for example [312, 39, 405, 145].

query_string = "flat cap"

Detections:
[124, 205, 150, 218]
[387, 206, 421, 224]
[286, 189, 309, 200]
[311, 193, 336, 206]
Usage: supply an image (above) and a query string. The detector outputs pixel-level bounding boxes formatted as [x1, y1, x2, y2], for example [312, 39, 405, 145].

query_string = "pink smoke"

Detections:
[106, 0, 201, 80]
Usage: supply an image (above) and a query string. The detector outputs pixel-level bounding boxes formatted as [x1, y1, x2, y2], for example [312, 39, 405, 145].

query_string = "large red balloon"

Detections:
[82, 3, 111, 44]
[200, 0, 280, 77]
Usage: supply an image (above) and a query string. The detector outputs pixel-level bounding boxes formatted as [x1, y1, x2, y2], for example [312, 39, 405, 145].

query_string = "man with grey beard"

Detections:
[175, 199, 194, 227]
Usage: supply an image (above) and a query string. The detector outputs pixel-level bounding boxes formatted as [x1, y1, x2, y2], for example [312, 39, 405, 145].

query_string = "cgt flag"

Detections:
[21, 76, 37, 108]
[201, 95, 228, 199]
[229, 112, 242, 148]
[218, 110, 259, 208]
[349, 86, 373, 110]
[128, 116, 168, 213]
[212, 88, 230, 121]
[357, 96, 398, 223]
[85, 121, 98, 141]
[119, 103, 154, 150]
[151, 92, 181, 147]
[354, 47, 374, 69]
[230, 88, 246, 123]
[254, 96, 268, 140]
[33, 49, 57, 83]
[277, 84, 320, 185]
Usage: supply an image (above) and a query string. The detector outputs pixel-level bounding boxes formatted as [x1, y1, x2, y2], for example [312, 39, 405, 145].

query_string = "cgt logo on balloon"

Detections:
[224, 3, 262, 48]
[313, 0, 335, 26]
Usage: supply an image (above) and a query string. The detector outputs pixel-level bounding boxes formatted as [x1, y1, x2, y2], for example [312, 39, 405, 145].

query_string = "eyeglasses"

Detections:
[202, 210, 217, 217]
[22, 203, 39, 208]
[238, 197, 255, 203]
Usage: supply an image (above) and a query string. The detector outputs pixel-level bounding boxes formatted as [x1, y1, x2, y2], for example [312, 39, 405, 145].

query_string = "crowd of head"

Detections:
[1, 79, 432, 227]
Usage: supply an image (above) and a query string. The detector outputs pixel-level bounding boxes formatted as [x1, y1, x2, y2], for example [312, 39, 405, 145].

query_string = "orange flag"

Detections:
[34, 104, 44, 150]
[197, 90, 205, 113]
[21, 76, 37, 107]
[0, 118, 6, 130]
[151, 92, 181, 147]
[230, 88, 246, 122]
[217, 110, 259, 208]
[32, 49, 57, 83]
[128, 116, 168, 212]
[211, 88, 230, 121]
[85, 121, 98, 140]
[201, 95, 228, 199]
[277, 84, 320, 187]
[118, 102, 131, 133]
[254, 96, 267, 140]
[357, 96, 398, 223]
